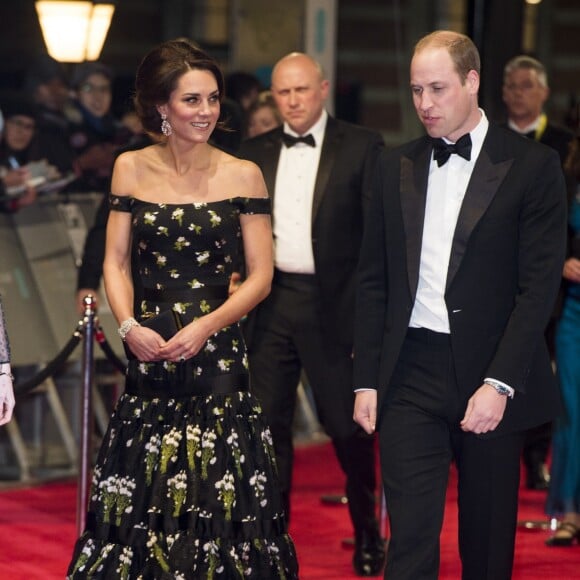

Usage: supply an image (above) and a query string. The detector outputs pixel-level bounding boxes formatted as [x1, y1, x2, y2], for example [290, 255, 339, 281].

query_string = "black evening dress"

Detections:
[67, 194, 299, 579]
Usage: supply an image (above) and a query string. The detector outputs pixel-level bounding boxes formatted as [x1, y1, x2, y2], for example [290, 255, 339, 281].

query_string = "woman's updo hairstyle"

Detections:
[134, 38, 224, 136]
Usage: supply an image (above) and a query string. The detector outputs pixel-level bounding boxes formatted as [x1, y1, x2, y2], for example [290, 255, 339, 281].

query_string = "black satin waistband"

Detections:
[406, 326, 451, 345]
[273, 268, 317, 289]
[125, 360, 249, 398]
[142, 285, 229, 302]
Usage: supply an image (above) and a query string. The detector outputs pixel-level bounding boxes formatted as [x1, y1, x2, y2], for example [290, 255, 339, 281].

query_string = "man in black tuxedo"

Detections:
[502, 54, 574, 490]
[354, 31, 567, 580]
[238, 52, 385, 576]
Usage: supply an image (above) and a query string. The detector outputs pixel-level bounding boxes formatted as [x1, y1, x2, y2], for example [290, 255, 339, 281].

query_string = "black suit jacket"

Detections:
[500, 119, 573, 165]
[354, 123, 567, 436]
[539, 123, 574, 165]
[238, 116, 384, 346]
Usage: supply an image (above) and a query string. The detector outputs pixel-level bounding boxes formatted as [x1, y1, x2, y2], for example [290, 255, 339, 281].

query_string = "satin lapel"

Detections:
[446, 148, 513, 290]
[312, 119, 340, 222]
[260, 131, 284, 209]
[401, 144, 431, 296]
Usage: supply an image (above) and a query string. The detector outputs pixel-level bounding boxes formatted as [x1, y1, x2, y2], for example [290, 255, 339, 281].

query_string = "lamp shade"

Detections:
[35, 1, 115, 63]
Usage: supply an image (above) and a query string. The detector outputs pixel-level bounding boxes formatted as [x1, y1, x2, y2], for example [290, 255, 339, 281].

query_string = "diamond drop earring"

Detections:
[160, 112, 172, 137]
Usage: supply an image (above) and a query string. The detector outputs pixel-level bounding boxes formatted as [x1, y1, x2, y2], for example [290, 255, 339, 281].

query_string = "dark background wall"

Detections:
[1, 0, 580, 146]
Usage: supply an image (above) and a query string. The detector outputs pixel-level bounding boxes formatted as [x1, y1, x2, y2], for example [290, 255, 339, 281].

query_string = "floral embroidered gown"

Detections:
[67, 195, 299, 579]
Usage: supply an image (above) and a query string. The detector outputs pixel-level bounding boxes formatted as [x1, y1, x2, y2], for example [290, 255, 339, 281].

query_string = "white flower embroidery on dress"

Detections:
[186, 424, 202, 470]
[174, 236, 190, 251]
[200, 429, 218, 479]
[208, 210, 222, 227]
[160, 428, 183, 473]
[152, 252, 167, 267]
[143, 212, 157, 225]
[171, 208, 184, 225]
[218, 359, 234, 371]
[116, 545, 133, 578]
[144, 433, 161, 484]
[173, 302, 192, 315]
[249, 470, 269, 507]
[196, 251, 210, 265]
[167, 470, 188, 516]
[215, 471, 236, 519]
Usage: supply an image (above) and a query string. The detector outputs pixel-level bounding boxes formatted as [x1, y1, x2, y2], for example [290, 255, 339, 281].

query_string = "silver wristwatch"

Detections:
[485, 381, 514, 399]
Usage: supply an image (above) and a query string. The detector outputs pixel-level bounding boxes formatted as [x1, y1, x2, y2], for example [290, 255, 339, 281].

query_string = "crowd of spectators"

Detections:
[0, 54, 141, 212]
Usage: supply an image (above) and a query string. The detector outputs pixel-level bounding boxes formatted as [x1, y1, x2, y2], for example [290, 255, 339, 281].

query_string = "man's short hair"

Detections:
[503, 55, 548, 88]
[414, 30, 480, 84]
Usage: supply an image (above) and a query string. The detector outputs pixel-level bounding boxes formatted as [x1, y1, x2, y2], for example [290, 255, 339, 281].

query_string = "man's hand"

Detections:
[229, 272, 242, 296]
[563, 257, 580, 284]
[354, 390, 377, 434]
[460, 383, 508, 434]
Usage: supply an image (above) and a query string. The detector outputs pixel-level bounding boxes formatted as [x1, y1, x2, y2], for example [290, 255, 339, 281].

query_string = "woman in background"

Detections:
[545, 136, 580, 546]
[245, 90, 282, 139]
[68, 61, 131, 193]
[0, 97, 41, 211]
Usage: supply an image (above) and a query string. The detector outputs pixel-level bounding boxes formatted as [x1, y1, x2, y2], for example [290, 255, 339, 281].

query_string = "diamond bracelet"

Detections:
[118, 317, 141, 341]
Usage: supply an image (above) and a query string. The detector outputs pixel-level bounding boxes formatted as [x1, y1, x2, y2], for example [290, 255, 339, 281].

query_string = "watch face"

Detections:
[486, 382, 510, 396]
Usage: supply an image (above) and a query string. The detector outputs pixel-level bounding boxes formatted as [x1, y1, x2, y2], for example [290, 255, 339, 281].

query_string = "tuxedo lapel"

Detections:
[401, 143, 431, 297]
[446, 147, 513, 291]
[312, 118, 340, 222]
[260, 131, 284, 207]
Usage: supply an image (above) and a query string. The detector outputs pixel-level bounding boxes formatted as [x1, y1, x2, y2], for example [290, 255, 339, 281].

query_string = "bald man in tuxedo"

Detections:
[238, 52, 385, 576]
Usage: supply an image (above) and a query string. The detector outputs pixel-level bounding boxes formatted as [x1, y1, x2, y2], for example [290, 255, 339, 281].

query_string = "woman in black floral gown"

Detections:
[67, 40, 298, 579]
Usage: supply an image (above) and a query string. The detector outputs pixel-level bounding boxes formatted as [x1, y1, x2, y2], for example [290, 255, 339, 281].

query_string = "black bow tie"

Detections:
[282, 132, 316, 148]
[432, 133, 472, 166]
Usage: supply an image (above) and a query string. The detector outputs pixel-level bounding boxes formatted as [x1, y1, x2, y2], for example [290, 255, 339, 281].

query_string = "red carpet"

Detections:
[0, 441, 578, 579]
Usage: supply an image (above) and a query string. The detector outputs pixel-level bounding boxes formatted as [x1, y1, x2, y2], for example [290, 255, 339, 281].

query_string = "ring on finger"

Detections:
[179, 355, 186, 362]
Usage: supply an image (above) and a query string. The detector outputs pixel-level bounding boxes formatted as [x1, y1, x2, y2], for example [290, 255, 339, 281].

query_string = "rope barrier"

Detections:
[95, 323, 126, 373]
[13, 315, 126, 399]
[13, 322, 84, 397]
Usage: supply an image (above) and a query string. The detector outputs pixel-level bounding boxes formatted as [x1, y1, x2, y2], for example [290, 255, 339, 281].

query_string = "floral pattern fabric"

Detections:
[67, 196, 298, 579]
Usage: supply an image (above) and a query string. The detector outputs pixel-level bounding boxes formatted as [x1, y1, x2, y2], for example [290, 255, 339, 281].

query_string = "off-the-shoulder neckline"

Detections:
[111, 195, 268, 207]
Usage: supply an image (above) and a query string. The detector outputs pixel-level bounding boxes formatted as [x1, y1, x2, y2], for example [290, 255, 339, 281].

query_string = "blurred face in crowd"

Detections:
[271, 53, 329, 136]
[502, 67, 548, 127]
[77, 72, 112, 118]
[240, 87, 259, 112]
[247, 104, 281, 138]
[35, 77, 70, 112]
[158, 69, 220, 144]
[410, 45, 480, 142]
[4, 115, 36, 151]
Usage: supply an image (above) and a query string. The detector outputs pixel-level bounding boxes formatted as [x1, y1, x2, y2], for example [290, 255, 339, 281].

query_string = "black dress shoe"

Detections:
[353, 531, 386, 577]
